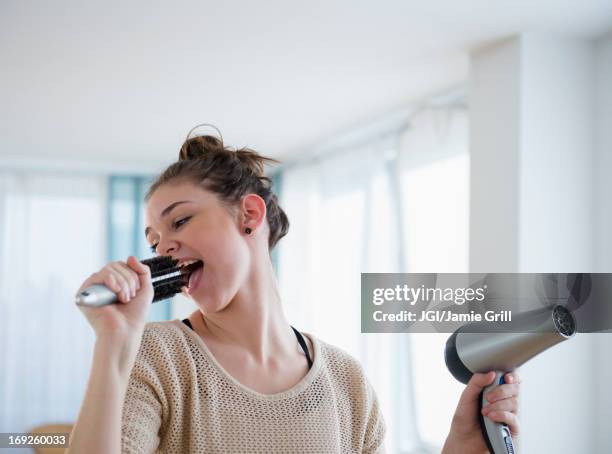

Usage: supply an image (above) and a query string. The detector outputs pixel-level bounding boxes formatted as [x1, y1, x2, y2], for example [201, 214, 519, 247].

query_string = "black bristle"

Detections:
[150, 265, 182, 279]
[139, 255, 203, 303]
[140, 255, 185, 303]
[152, 276, 187, 303]
[141, 256, 179, 278]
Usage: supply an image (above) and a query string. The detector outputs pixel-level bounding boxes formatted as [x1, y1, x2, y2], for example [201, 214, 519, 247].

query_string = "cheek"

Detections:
[204, 230, 250, 276]
[195, 238, 250, 308]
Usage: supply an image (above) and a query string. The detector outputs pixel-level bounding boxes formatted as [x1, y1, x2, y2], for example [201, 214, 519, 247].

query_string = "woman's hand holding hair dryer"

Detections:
[442, 371, 521, 454]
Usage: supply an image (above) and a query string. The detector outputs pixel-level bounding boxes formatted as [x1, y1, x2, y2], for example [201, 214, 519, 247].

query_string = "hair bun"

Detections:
[179, 135, 225, 162]
[178, 129, 278, 179]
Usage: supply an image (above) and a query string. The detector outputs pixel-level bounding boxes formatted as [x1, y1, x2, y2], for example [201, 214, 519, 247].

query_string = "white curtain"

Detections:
[277, 106, 469, 453]
[277, 135, 422, 454]
[399, 107, 470, 451]
[0, 171, 106, 434]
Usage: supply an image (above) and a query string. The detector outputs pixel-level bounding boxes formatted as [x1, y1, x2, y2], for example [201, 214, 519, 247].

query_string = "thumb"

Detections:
[460, 371, 496, 404]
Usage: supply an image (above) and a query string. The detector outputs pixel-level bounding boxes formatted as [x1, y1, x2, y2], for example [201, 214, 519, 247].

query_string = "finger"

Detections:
[104, 274, 131, 304]
[102, 266, 129, 302]
[505, 371, 521, 384]
[482, 397, 518, 416]
[460, 371, 496, 403]
[123, 258, 143, 291]
[485, 383, 520, 403]
[108, 262, 137, 300]
[103, 273, 122, 294]
[117, 260, 141, 295]
[127, 256, 151, 286]
[486, 410, 520, 437]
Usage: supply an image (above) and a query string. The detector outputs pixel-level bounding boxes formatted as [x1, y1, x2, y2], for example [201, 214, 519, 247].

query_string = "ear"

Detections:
[240, 193, 266, 233]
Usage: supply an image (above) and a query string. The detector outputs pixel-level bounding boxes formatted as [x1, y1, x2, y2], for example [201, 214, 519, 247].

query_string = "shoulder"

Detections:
[311, 335, 372, 391]
[317, 337, 363, 371]
[141, 319, 186, 340]
[310, 335, 385, 434]
[127, 320, 196, 394]
[139, 320, 186, 347]
[134, 320, 193, 367]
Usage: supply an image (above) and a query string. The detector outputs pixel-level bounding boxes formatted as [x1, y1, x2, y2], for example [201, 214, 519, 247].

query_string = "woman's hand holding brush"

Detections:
[68, 256, 154, 454]
[75, 255, 154, 339]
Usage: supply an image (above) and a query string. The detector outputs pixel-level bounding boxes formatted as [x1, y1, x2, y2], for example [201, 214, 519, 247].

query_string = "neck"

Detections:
[196, 257, 297, 364]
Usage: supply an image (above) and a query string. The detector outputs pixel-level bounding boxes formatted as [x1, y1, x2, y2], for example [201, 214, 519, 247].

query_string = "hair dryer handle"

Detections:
[480, 371, 516, 454]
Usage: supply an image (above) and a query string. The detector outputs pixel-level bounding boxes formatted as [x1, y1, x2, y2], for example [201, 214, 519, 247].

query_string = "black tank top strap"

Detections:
[182, 319, 312, 370]
[291, 325, 313, 370]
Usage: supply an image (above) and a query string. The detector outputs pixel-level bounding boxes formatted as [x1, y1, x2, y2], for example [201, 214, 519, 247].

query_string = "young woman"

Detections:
[68, 132, 521, 453]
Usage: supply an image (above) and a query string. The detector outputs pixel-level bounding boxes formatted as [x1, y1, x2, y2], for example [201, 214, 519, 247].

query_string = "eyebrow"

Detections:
[144, 200, 194, 238]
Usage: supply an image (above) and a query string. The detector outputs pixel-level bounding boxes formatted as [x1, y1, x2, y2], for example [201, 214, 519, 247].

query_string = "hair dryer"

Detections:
[444, 304, 576, 454]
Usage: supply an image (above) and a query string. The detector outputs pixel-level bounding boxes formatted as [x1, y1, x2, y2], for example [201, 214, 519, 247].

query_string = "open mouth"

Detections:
[179, 259, 204, 290]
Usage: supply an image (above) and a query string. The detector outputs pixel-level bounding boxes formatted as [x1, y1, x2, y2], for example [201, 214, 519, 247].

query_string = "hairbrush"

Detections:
[74, 256, 204, 307]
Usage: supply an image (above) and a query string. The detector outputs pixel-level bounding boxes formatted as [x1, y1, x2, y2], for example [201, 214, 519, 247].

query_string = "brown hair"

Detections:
[145, 132, 289, 250]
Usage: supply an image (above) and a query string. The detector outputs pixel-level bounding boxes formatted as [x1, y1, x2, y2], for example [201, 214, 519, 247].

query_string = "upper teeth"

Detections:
[180, 259, 200, 268]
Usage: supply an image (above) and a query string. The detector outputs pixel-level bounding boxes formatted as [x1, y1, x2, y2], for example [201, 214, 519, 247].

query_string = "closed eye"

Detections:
[149, 217, 191, 253]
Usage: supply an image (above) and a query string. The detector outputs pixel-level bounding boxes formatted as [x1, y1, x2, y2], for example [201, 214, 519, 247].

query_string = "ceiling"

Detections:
[1, 0, 611, 172]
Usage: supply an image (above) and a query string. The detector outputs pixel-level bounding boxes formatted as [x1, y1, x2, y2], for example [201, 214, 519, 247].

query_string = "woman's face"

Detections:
[144, 181, 251, 312]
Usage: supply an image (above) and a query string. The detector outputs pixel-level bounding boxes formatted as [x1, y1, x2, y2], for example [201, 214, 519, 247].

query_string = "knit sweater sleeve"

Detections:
[362, 375, 387, 454]
[120, 329, 165, 454]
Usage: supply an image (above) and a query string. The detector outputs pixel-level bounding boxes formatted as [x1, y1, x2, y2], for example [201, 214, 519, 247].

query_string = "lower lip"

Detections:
[187, 266, 203, 295]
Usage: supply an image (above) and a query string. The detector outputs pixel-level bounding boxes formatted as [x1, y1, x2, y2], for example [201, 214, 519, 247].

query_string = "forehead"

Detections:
[145, 182, 208, 230]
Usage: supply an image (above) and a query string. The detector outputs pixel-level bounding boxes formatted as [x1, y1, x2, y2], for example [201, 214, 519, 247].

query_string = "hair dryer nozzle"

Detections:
[552, 305, 576, 337]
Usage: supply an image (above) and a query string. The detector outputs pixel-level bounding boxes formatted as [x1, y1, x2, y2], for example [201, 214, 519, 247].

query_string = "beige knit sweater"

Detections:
[120, 320, 386, 453]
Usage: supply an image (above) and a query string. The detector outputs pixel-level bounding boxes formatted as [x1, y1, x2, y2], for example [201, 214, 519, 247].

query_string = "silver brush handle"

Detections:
[75, 284, 119, 307]
[481, 371, 516, 454]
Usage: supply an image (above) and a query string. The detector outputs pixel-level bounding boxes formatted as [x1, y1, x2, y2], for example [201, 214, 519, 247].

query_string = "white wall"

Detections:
[470, 33, 605, 453]
[517, 37, 597, 452]
[595, 33, 612, 273]
[594, 31, 612, 453]
[469, 37, 521, 272]
[519, 34, 594, 272]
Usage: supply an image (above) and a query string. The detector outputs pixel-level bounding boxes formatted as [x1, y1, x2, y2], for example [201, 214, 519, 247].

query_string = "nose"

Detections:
[157, 238, 179, 256]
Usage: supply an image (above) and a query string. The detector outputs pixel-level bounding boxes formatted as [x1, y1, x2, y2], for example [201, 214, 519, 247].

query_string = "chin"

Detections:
[191, 293, 227, 314]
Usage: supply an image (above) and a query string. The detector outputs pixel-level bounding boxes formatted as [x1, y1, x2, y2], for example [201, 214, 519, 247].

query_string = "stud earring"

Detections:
[245, 227, 252, 234]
